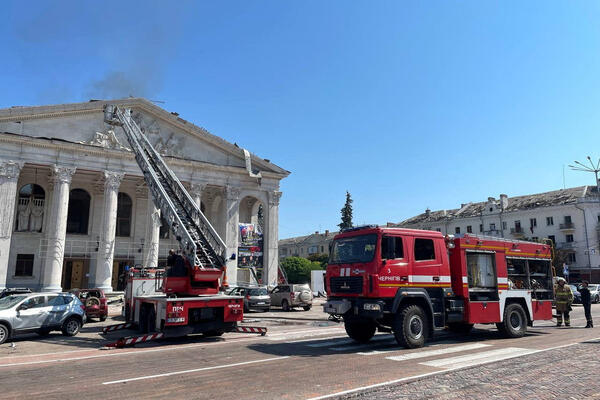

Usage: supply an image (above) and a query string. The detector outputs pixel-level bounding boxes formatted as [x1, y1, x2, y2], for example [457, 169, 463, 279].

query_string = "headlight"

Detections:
[363, 303, 381, 311]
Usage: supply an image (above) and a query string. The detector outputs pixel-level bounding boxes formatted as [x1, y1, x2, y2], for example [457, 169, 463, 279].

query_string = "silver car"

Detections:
[270, 284, 313, 311]
[0, 292, 86, 345]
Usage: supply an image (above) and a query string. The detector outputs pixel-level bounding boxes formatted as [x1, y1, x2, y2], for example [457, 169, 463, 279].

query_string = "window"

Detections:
[308, 246, 318, 254]
[16, 184, 45, 232]
[381, 236, 404, 260]
[22, 296, 46, 309]
[320, 246, 324, 252]
[548, 235, 555, 244]
[502, 221, 507, 230]
[47, 295, 65, 306]
[329, 234, 377, 264]
[597, 215, 600, 223]
[546, 216, 554, 226]
[467, 225, 472, 233]
[489, 207, 493, 212]
[66, 189, 91, 234]
[479, 224, 483, 233]
[566, 234, 574, 243]
[467, 253, 497, 288]
[567, 253, 577, 263]
[530, 218, 537, 228]
[436, 228, 441, 232]
[564, 215, 572, 224]
[15, 254, 34, 277]
[489, 223, 496, 231]
[116, 193, 133, 237]
[455, 227, 461, 234]
[414, 238, 435, 261]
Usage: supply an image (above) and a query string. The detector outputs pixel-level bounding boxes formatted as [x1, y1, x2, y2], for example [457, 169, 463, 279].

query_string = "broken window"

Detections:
[455, 227, 461, 234]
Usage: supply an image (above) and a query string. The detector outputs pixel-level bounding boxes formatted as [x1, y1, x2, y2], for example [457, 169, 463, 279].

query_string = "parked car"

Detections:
[569, 284, 582, 304]
[70, 288, 108, 321]
[0, 288, 32, 299]
[226, 286, 271, 312]
[0, 292, 85, 345]
[269, 284, 313, 311]
[589, 284, 600, 303]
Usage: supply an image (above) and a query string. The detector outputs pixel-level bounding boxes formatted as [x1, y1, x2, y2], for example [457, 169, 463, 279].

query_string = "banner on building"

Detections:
[238, 223, 263, 268]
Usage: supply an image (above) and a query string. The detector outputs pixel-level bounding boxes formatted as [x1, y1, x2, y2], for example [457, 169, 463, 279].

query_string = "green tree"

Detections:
[280, 257, 323, 283]
[307, 253, 329, 269]
[338, 191, 353, 230]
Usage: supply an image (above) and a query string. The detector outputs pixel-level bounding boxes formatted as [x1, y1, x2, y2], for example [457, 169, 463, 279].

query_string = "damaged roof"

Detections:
[398, 186, 599, 225]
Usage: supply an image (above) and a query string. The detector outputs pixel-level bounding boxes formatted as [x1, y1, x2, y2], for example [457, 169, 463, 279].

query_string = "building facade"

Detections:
[279, 230, 337, 259]
[394, 186, 600, 281]
[0, 98, 289, 292]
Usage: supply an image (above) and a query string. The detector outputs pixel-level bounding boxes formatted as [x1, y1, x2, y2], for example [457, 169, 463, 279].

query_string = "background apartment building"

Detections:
[279, 230, 337, 259]
[394, 185, 600, 282]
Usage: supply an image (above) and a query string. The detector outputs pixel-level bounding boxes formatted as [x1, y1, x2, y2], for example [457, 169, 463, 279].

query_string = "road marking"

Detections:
[308, 334, 392, 348]
[102, 356, 289, 385]
[266, 327, 343, 341]
[285, 335, 348, 345]
[306, 337, 600, 400]
[385, 343, 491, 361]
[420, 347, 535, 369]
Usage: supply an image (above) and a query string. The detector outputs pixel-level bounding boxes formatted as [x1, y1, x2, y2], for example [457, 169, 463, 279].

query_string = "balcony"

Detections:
[556, 241, 577, 251]
[510, 227, 525, 237]
[559, 222, 575, 231]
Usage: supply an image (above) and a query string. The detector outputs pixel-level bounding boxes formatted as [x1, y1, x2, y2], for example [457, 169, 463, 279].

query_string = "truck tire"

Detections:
[496, 303, 527, 338]
[344, 319, 376, 343]
[282, 300, 290, 312]
[147, 307, 157, 332]
[204, 330, 224, 337]
[0, 323, 9, 345]
[303, 305, 312, 311]
[393, 304, 428, 349]
[447, 323, 474, 335]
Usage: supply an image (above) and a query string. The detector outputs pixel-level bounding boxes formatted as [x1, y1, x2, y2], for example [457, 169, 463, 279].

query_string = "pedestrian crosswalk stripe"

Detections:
[307, 334, 392, 348]
[385, 343, 491, 361]
[328, 335, 395, 351]
[420, 347, 533, 369]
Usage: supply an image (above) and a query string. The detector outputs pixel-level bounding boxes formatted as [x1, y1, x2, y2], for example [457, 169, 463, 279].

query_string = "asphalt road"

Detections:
[1, 301, 599, 400]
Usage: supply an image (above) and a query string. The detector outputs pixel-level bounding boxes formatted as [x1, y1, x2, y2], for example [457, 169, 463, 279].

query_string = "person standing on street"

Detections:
[580, 280, 594, 328]
[555, 277, 574, 327]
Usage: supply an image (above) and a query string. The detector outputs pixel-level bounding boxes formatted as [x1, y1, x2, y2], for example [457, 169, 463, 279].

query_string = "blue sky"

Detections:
[1, 1, 599, 238]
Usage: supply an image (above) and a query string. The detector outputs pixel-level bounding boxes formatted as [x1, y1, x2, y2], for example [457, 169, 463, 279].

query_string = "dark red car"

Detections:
[70, 289, 108, 321]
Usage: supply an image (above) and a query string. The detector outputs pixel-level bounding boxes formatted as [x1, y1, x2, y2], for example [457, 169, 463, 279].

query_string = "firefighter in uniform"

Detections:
[555, 277, 574, 327]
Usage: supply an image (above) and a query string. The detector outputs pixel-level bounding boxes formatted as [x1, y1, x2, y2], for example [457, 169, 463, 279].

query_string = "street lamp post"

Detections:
[569, 156, 600, 282]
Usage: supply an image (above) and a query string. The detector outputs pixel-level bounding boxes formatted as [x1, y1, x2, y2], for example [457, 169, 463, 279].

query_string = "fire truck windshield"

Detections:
[329, 234, 377, 264]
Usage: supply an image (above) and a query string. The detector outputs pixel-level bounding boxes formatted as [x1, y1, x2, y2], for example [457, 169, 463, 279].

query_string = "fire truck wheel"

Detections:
[344, 319, 376, 343]
[394, 304, 428, 349]
[497, 303, 527, 338]
[447, 323, 474, 334]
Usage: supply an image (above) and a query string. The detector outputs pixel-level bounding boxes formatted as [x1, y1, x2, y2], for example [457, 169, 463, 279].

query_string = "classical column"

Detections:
[189, 183, 206, 210]
[143, 194, 161, 269]
[41, 165, 76, 292]
[265, 191, 282, 287]
[0, 160, 24, 289]
[93, 171, 124, 292]
[224, 186, 240, 287]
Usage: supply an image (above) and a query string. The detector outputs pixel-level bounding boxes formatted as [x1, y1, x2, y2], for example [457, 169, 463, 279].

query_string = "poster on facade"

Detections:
[238, 223, 263, 268]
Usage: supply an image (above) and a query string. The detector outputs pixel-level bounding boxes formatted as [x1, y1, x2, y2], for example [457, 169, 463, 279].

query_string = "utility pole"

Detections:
[569, 156, 600, 282]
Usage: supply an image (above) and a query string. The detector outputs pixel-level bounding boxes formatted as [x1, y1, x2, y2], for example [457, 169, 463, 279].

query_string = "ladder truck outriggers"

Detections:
[323, 226, 555, 348]
[102, 105, 265, 347]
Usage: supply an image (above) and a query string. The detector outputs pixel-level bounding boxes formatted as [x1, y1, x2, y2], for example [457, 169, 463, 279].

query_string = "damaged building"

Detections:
[393, 186, 600, 281]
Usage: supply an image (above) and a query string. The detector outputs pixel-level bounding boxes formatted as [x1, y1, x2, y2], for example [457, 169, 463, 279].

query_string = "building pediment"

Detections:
[0, 98, 289, 177]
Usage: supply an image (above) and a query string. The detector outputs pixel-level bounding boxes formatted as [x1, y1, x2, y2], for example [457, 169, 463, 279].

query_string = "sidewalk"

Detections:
[340, 338, 600, 400]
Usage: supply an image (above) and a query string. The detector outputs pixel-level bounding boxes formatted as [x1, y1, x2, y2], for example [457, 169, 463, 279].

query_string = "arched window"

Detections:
[67, 189, 91, 234]
[116, 192, 132, 237]
[16, 184, 45, 232]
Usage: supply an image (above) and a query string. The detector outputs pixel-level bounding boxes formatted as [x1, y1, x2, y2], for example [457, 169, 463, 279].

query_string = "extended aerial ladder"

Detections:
[103, 105, 227, 296]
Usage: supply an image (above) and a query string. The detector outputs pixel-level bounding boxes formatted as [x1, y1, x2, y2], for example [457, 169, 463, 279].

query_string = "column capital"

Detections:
[225, 186, 241, 201]
[0, 160, 24, 183]
[189, 182, 207, 198]
[51, 165, 76, 185]
[103, 171, 124, 192]
[268, 191, 282, 207]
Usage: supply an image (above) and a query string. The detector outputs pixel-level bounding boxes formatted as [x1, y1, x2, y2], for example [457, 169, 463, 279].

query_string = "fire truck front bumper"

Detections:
[323, 299, 386, 319]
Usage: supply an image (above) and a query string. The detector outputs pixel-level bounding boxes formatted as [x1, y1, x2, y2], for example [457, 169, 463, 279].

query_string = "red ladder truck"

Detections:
[102, 105, 265, 346]
[323, 226, 554, 348]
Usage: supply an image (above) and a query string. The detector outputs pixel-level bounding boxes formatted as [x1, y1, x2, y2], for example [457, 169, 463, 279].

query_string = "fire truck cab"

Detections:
[323, 226, 554, 348]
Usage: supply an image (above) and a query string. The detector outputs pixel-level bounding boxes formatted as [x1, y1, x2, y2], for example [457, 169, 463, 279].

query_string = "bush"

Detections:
[281, 257, 323, 283]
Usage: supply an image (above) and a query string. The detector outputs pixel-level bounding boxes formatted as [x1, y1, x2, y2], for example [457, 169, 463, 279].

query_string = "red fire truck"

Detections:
[100, 105, 265, 347]
[323, 226, 554, 348]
